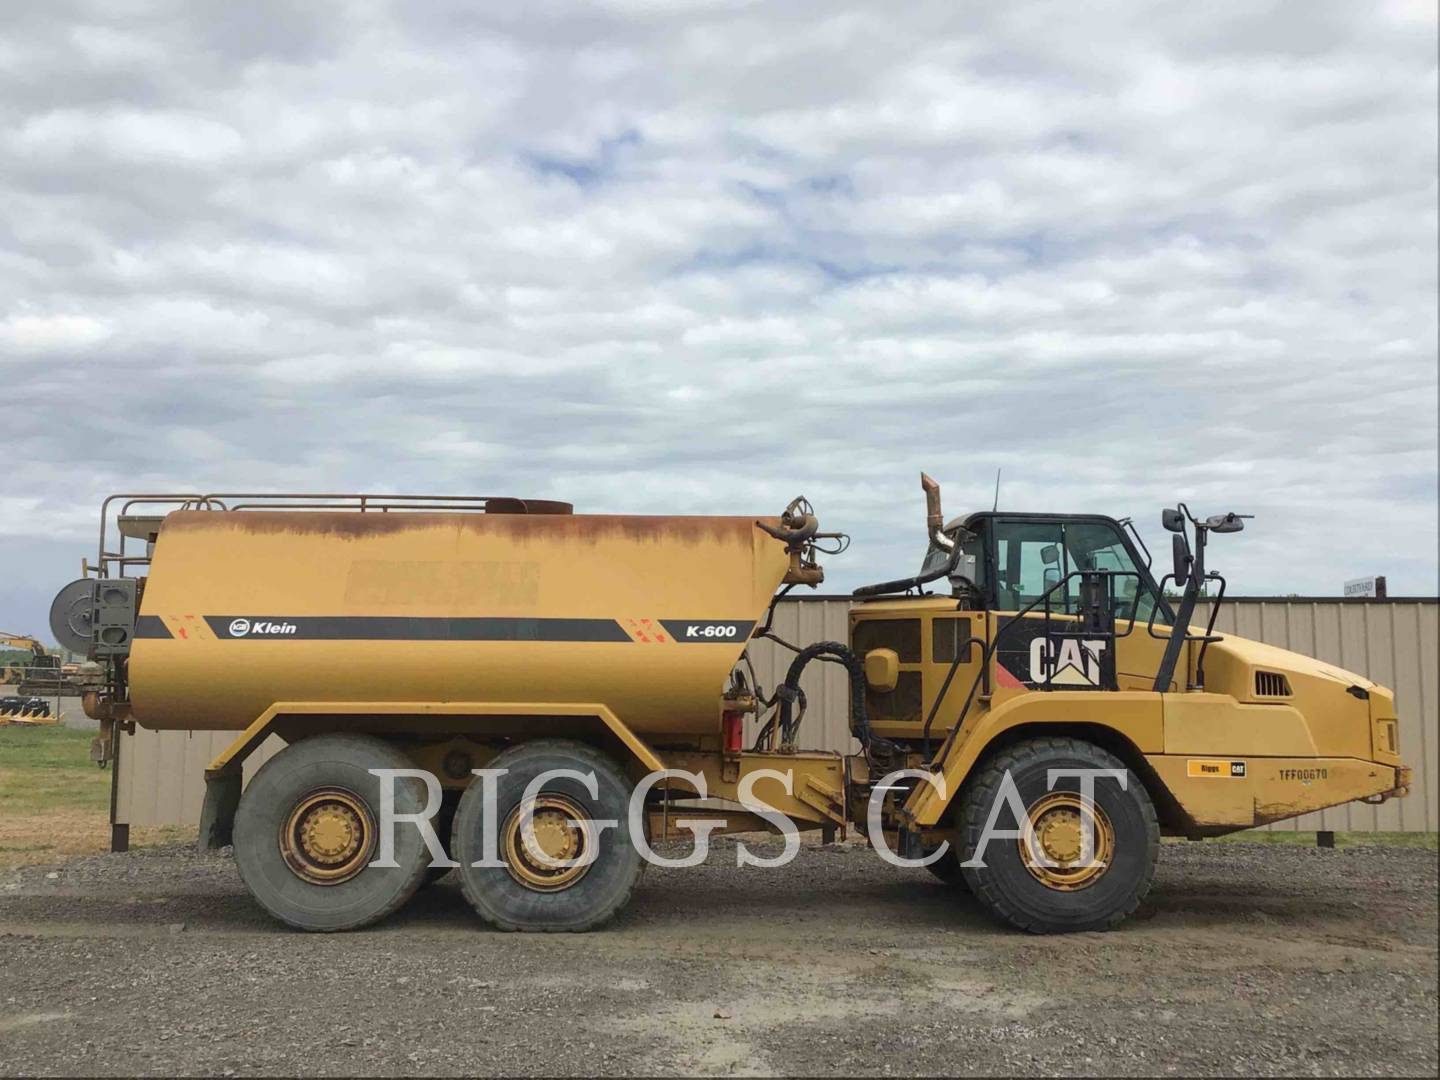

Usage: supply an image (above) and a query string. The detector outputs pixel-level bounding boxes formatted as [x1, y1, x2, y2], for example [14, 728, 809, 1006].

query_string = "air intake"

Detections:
[1255, 671, 1291, 698]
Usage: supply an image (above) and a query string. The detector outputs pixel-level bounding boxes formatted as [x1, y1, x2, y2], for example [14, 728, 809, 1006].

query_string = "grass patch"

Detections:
[0, 725, 108, 814]
[1210, 830, 1437, 850]
[0, 726, 191, 869]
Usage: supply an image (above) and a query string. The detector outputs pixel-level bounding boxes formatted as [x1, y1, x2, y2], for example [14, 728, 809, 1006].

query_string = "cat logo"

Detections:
[1187, 759, 1247, 779]
[1029, 637, 1109, 686]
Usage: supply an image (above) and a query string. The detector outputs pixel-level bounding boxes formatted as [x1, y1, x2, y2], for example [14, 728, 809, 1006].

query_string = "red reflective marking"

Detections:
[994, 664, 1025, 689]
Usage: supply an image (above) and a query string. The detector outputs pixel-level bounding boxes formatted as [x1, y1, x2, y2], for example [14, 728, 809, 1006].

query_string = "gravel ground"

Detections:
[0, 838, 1435, 1077]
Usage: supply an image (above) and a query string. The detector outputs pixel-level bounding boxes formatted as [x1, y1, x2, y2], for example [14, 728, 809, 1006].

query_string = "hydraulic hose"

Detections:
[775, 641, 898, 766]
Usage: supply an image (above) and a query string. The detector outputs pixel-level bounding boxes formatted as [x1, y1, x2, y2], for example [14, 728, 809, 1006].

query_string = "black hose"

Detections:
[775, 641, 898, 766]
[754, 583, 796, 641]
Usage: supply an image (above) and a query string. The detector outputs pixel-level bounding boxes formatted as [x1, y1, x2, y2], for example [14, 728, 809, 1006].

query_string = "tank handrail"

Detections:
[194, 492, 564, 505]
[96, 492, 573, 578]
[98, 493, 223, 579]
[222, 501, 547, 513]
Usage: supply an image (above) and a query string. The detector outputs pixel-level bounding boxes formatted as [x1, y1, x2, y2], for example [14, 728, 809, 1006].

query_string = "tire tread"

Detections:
[234, 733, 431, 932]
[455, 739, 638, 933]
[959, 736, 1158, 934]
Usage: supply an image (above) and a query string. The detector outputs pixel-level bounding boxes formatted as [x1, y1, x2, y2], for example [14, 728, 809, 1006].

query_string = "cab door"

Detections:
[988, 516, 1174, 692]
[1061, 519, 1177, 691]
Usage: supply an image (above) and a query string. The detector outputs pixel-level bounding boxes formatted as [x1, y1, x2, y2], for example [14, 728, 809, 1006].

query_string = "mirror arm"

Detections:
[1153, 575, 1202, 692]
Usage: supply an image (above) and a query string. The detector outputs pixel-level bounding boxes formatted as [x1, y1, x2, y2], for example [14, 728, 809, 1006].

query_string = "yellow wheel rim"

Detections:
[500, 794, 594, 892]
[1018, 791, 1114, 892]
[280, 788, 375, 886]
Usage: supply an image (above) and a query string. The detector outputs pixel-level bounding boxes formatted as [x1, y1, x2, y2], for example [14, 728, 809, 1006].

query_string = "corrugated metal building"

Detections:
[113, 597, 1436, 835]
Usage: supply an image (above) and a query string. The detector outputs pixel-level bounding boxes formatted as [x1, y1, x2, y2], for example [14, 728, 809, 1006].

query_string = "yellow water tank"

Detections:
[129, 510, 791, 733]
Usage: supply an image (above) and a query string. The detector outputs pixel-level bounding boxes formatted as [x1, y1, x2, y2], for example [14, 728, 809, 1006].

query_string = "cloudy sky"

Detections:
[2, 0, 1436, 635]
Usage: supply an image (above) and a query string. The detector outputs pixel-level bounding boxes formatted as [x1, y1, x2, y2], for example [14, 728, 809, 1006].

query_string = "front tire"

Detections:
[958, 737, 1158, 933]
[453, 739, 641, 932]
[233, 734, 433, 932]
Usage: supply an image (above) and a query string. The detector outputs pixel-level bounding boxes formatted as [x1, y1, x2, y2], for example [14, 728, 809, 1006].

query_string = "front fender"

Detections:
[903, 690, 1164, 826]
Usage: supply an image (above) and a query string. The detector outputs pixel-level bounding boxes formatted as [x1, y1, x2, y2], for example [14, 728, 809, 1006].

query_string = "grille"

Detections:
[851, 618, 921, 664]
[1254, 671, 1291, 697]
[866, 671, 924, 723]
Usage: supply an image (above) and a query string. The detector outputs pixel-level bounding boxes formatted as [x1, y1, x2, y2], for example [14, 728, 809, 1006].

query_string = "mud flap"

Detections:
[198, 768, 242, 851]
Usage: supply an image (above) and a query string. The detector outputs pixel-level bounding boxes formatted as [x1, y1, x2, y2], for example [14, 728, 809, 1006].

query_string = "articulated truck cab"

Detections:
[51, 483, 1410, 934]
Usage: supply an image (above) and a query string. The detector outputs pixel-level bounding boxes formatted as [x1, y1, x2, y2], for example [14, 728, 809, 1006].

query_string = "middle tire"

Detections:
[453, 739, 641, 932]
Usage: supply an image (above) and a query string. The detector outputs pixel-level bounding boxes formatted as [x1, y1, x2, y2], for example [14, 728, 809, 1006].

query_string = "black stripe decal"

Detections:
[134, 615, 172, 639]
[202, 616, 632, 642]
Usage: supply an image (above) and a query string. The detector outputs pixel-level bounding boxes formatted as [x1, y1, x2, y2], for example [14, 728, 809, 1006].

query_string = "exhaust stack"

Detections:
[921, 473, 954, 551]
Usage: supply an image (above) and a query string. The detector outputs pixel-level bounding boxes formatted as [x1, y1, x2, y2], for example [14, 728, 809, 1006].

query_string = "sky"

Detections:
[1, 0, 1437, 637]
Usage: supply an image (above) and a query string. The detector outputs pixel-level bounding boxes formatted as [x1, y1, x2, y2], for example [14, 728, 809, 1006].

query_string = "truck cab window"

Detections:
[993, 521, 1066, 611]
[1063, 521, 1163, 624]
[991, 518, 1167, 624]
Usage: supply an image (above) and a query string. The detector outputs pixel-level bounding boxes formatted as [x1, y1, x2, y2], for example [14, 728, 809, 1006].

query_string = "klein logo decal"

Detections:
[228, 618, 297, 637]
[1028, 637, 1109, 686]
[1187, 759, 1247, 779]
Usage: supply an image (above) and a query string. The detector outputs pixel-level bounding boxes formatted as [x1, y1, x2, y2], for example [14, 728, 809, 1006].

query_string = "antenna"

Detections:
[992, 468, 1002, 512]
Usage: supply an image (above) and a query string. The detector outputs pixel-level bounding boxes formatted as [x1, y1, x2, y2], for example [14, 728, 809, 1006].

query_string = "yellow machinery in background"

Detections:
[1, 630, 51, 685]
[0, 631, 59, 725]
[52, 484, 1409, 934]
[1, 629, 102, 699]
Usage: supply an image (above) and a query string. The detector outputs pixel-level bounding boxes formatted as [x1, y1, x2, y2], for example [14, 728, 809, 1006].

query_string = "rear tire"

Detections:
[959, 737, 1158, 933]
[453, 739, 640, 932]
[233, 734, 432, 932]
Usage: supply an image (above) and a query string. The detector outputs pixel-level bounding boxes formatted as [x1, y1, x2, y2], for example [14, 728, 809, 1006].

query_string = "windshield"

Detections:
[991, 518, 1169, 624]
[1064, 521, 1163, 623]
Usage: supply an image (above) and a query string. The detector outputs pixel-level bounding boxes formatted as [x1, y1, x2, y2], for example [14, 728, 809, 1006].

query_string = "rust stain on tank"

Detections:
[159, 510, 777, 547]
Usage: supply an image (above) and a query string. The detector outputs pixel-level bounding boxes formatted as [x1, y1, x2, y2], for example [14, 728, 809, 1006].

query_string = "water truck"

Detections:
[49, 483, 1410, 932]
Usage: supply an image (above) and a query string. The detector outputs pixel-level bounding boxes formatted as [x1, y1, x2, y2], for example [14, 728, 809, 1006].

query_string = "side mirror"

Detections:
[1040, 543, 1059, 566]
[1172, 533, 1191, 583]
[1206, 512, 1246, 534]
[1161, 508, 1185, 533]
[863, 648, 899, 693]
